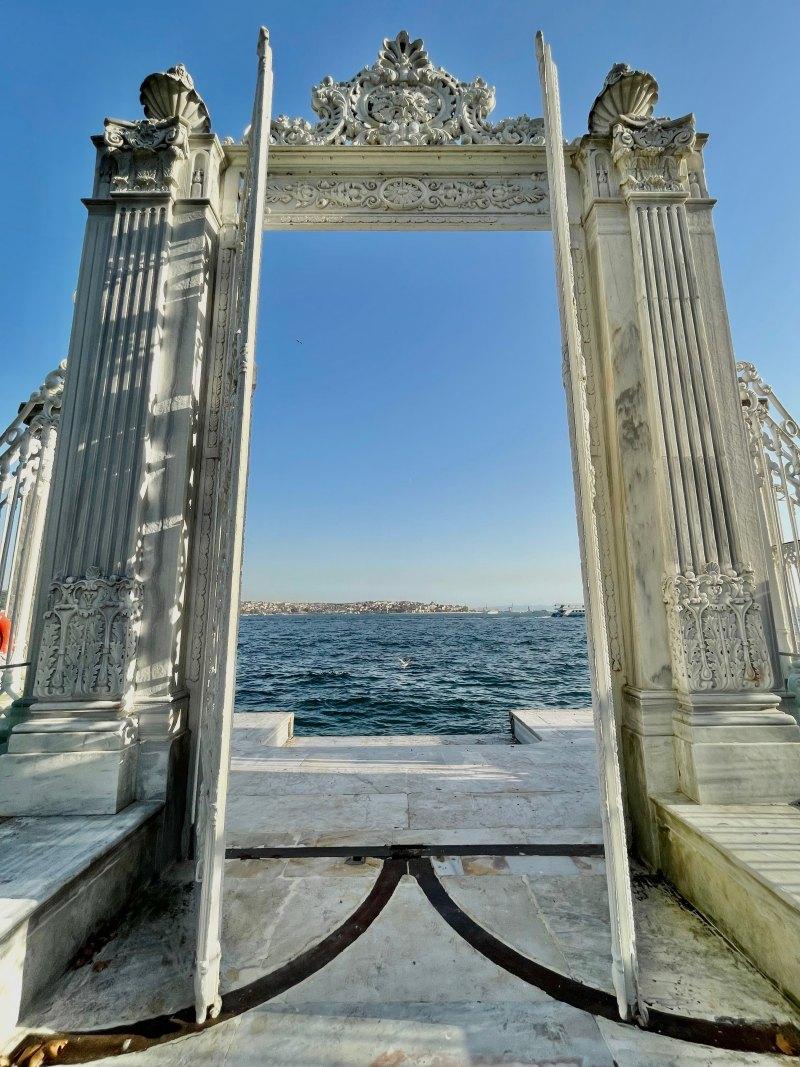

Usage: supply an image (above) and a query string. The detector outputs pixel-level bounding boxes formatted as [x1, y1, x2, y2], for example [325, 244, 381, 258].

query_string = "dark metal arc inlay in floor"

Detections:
[225, 841, 606, 860]
[10, 850, 800, 1064]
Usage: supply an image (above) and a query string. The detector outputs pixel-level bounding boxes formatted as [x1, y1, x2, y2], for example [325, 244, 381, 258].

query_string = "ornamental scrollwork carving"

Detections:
[270, 30, 544, 147]
[265, 175, 547, 215]
[663, 562, 772, 693]
[612, 114, 695, 194]
[103, 116, 189, 192]
[33, 568, 143, 700]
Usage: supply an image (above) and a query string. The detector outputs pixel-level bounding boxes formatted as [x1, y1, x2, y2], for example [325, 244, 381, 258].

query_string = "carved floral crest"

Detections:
[270, 30, 544, 147]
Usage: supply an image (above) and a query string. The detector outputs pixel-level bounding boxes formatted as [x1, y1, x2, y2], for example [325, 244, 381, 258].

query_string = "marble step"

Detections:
[0, 802, 162, 1048]
[656, 795, 800, 1008]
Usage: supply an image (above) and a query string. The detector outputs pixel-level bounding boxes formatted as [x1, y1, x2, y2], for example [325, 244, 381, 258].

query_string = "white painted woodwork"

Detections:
[536, 32, 641, 1024]
[192, 27, 273, 1025]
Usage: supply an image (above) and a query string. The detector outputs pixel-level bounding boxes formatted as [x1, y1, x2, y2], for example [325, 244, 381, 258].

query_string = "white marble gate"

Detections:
[1, 25, 798, 1029]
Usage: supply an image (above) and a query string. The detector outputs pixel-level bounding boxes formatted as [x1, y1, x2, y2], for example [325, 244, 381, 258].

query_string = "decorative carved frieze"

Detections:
[270, 30, 544, 147]
[265, 174, 548, 217]
[33, 568, 143, 701]
[663, 562, 772, 693]
[612, 115, 696, 194]
[103, 117, 189, 192]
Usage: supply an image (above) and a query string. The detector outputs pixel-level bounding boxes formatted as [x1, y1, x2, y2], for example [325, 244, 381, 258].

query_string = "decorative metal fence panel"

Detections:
[738, 361, 800, 692]
[0, 362, 64, 711]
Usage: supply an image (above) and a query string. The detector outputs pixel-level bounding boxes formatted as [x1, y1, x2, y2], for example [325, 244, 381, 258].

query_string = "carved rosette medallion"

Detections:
[663, 562, 772, 693]
[270, 30, 544, 147]
[103, 116, 189, 193]
[33, 568, 143, 702]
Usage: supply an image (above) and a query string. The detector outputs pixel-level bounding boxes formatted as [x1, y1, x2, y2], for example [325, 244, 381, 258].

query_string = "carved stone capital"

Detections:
[33, 568, 143, 703]
[612, 114, 695, 195]
[663, 562, 772, 694]
[270, 30, 544, 147]
[103, 116, 189, 193]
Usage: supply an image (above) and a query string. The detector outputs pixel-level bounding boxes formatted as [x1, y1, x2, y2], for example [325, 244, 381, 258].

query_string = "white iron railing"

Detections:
[738, 361, 800, 692]
[0, 362, 65, 712]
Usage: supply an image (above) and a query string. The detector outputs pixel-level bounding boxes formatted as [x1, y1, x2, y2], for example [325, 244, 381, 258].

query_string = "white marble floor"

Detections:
[9, 716, 800, 1066]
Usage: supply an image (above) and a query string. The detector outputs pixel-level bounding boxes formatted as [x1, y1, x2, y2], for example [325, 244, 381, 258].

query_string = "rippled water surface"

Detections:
[236, 613, 590, 735]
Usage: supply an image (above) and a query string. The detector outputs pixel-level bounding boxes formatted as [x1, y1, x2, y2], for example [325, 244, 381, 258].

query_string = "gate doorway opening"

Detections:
[237, 229, 588, 735]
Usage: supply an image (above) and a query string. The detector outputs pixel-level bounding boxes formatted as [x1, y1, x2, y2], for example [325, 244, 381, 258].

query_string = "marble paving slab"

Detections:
[224, 731, 603, 846]
[23, 853, 798, 1065]
[13, 728, 800, 1065]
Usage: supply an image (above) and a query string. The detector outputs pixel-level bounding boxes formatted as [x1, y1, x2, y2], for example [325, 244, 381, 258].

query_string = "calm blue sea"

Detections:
[235, 613, 590, 735]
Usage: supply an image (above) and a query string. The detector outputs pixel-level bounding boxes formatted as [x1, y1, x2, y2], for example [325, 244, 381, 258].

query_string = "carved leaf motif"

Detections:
[663, 563, 772, 692]
[32, 573, 143, 701]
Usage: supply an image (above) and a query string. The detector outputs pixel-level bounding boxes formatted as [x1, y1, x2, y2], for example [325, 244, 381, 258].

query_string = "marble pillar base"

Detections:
[621, 688, 679, 865]
[0, 713, 138, 815]
[673, 692, 800, 804]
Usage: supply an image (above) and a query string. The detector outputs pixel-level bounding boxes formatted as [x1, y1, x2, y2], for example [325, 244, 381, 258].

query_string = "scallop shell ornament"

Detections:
[588, 63, 659, 135]
[139, 64, 211, 133]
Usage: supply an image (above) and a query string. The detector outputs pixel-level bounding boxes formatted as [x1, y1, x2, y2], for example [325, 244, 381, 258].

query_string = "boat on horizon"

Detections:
[550, 603, 586, 618]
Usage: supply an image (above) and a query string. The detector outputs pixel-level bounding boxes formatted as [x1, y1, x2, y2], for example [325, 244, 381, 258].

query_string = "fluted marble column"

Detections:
[573, 65, 800, 829]
[0, 66, 224, 816]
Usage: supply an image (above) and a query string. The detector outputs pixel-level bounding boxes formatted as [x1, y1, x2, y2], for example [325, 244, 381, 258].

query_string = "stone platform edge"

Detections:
[510, 707, 594, 744]
[232, 710, 294, 747]
[654, 795, 800, 1008]
[0, 802, 162, 1050]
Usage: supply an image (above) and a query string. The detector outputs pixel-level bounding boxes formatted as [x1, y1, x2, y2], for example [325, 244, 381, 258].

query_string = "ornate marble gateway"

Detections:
[270, 30, 544, 147]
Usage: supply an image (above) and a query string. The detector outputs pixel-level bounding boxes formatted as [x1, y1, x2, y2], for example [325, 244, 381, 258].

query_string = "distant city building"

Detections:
[240, 600, 472, 615]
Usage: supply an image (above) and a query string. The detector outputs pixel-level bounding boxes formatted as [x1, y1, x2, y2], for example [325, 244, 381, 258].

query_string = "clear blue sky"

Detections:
[3, 2, 799, 605]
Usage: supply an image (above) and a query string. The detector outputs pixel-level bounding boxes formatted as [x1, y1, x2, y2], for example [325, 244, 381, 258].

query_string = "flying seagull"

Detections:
[399, 657, 412, 669]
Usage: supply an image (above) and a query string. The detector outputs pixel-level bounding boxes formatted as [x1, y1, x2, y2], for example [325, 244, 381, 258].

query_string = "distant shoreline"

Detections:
[240, 602, 552, 617]
[240, 601, 471, 616]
